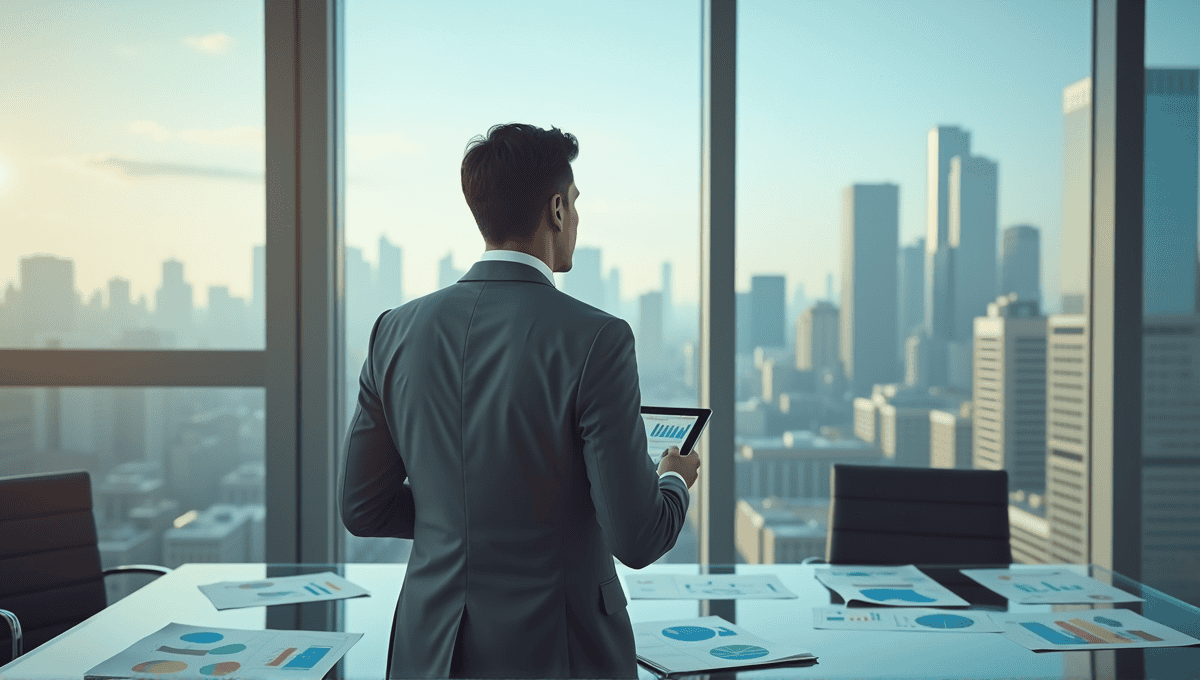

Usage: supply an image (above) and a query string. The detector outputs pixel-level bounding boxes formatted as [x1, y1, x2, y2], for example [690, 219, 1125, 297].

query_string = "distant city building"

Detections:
[852, 396, 879, 445]
[898, 238, 925, 363]
[155, 259, 193, 344]
[926, 126, 972, 338]
[949, 154, 999, 345]
[437, 251, 463, 290]
[165, 409, 241, 513]
[19, 254, 75, 342]
[735, 430, 885, 501]
[1061, 77, 1091, 314]
[604, 267, 622, 317]
[750, 275, 787, 349]
[220, 462, 265, 505]
[252, 244, 265, 334]
[796, 301, 839, 378]
[562, 246, 604, 310]
[841, 183, 900, 396]
[972, 295, 1047, 493]
[108, 276, 134, 334]
[94, 461, 164, 527]
[875, 384, 963, 467]
[759, 358, 802, 405]
[930, 402, 973, 469]
[378, 235, 404, 307]
[1044, 314, 1089, 563]
[0, 390, 35, 459]
[661, 261, 673, 337]
[1000, 225, 1041, 304]
[205, 285, 247, 348]
[637, 291, 664, 364]
[1143, 68, 1198, 315]
[163, 504, 255, 568]
[736, 498, 829, 564]
[1009, 491, 1051, 565]
[736, 291, 751, 355]
[905, 331, 947, 388]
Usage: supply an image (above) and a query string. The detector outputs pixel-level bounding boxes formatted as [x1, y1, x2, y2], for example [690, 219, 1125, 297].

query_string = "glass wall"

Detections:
[342, 0, 702, 563]
[0, 1, 265, 350]
[734, 0, 1090, 566]
[1141, 0, 1200, 607]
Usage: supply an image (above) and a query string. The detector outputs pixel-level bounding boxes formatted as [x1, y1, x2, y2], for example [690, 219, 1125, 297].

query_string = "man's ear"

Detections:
[550, 194, 564, 231]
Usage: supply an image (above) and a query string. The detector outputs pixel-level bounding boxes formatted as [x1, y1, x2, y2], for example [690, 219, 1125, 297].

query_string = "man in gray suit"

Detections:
[341, 123, 700, 679]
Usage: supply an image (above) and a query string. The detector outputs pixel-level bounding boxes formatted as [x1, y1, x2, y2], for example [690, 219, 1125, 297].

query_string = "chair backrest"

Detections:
[0, 470, 107, 664]
[826, 464, 1013, 565]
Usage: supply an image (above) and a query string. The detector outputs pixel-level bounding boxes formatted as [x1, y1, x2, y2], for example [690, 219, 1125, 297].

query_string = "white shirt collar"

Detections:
[478, 250, 556, 287]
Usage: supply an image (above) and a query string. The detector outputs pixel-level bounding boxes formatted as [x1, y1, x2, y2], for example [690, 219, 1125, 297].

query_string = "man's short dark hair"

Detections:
[461, 123, 579, 244]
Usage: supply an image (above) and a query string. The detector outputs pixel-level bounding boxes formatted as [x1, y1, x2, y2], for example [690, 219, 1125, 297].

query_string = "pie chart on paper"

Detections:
[131, 660, 188, 674]
[710, 644, 769, 660]
[915, 614, 975, 629]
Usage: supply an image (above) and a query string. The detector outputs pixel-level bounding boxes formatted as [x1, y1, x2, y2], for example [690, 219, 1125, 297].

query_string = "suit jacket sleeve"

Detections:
[340, 311, 416, 539]
[577, 318, 690, 569]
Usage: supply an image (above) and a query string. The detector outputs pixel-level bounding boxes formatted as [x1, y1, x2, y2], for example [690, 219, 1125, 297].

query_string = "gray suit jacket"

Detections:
[340, 259, 690, 679]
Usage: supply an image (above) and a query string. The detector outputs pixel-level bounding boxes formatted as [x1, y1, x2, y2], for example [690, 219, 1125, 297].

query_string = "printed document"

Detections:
[992, 609, 1200, 652]
[634, 616, 816, 675]
[813, 606, 1002, 633]
[626, 574, 797, 599]
[814, 564, 969, 607]
[960, 568, 1143, 605]
[198, 571, 369, 610]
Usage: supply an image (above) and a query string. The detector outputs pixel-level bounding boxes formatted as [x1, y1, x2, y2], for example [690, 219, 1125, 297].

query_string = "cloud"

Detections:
[127, 121, 264, 149]
[184, 33, 233, 55]
[37, 154, 261, 183]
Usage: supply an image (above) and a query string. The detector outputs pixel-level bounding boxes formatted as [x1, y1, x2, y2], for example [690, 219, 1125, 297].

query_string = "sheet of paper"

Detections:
[198, 571, 370, 610]
[960, 568, 1144, 605]
[812, 606, 1003, 633]
[814, 564, 969, 607]
[993, 609, 1200, 652]
[625, 574, 797, 599]
[634, 616, 815, 675]
[84, 622, 361, 680]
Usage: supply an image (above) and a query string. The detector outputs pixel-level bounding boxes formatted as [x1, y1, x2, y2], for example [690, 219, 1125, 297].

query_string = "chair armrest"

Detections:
[102, 564, 172, 579]
[0, 607, 22, 661]
[800, 556, 827, 565]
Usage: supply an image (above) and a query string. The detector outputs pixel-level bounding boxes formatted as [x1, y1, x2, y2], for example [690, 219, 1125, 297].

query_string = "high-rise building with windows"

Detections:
[1061, 78, 1091, 315]
[562, 246, 604, 310]
[841, 183, 900, 397]
[972, 296, 1046, 493]
[19, 255, 75, 342]
[1045, 314, 1089, 563]
[155, 259, 193, 344]
[898, 238, 925, 362]
[796, 301, 839, 377]
[1000, 225, 1041, 304]
[925, 126, 971, 338]
[930, 403, 973, 470]
[750, 275, 787, 350]
[949, 154, 999, 345]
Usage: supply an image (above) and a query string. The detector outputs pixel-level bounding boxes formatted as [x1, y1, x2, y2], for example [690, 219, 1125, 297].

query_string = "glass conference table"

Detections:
[2, 562, 1199, 680]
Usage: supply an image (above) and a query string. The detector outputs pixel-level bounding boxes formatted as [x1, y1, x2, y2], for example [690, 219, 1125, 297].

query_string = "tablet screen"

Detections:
[642, 412, 699, 460]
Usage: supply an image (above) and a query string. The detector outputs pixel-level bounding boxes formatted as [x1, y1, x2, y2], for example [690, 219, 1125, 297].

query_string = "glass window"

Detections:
[343, 0, 701, 563]
[736, 0, 1090, 565]
[0, 387, 264, 601]
[1141, 0, 1199, 608]
[0, 2, 265, 349]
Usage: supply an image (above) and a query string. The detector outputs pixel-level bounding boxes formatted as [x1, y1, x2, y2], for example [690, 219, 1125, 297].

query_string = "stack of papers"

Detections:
[198, 571, 370, 610]
[814, 565, 969, 607]
[85, 623, 361, 680]
[625, 574, 797, 599]
[960, 568, 1144, 605]
[634, 616, 815, 675]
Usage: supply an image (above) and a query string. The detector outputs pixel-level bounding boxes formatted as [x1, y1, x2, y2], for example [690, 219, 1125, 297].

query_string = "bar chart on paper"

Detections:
[994, 610, 1200, 652]
[960, 569, 1144, 604]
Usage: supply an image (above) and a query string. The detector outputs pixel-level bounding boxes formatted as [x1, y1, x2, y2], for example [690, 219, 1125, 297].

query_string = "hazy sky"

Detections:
[0, 0, 1195, 311]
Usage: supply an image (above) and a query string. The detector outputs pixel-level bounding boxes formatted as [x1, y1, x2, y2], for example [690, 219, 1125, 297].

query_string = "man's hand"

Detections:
[657, 445, 701, 489]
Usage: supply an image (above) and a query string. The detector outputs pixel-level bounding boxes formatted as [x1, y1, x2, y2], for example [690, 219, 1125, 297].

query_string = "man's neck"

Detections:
[487, 234, 555, 271]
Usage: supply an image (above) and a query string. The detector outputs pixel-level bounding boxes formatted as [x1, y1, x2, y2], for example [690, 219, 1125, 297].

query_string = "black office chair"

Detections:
[0, 470, 171, 664]
[826, 464, 1012, 565]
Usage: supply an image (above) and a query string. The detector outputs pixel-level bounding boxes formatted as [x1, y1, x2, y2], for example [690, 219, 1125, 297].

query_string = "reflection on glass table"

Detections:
[1, 563, 1197, 680]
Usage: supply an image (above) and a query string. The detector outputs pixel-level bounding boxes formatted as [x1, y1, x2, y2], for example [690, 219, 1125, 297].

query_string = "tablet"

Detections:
[640, 406, 712, 463]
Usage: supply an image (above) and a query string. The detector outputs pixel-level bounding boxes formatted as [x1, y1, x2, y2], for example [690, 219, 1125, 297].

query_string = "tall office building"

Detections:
[841, 183, 900, 396]
[736, 291, 751, 355]
[949, 155, 999, 344]
[750, 275, 787, 349]
[378, 235, 403, 308]
[796, 301, 839, 377]
[897, 238, 925, 362]
[108, 277, 133, 334]
[19, 254, 75, 342]
[1061, 78, 1091, 314]
[637, 291, 664, 365]
[1000, 225, 1041, 304]
[437, 251, 463, 290]
[154, 259, 193, 344]
[925, 126, 972, 338]
[661, 261, 673, 336]
[930, 403, 973, 470]
[1143, 68, 1198, 315]
[972, 296, 1047, 493]
[562, 246, 604, 309]
[1044, 314, 1089, 563]
[605, 267, 621, 317]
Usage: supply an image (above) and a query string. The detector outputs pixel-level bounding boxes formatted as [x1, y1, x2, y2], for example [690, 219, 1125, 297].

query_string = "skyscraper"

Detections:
[925, 126, 972, 338]
[19, 255, 75, 342]
[108, 277, 133, 334]
[155, 259, 193, 343]
[1061, 77, 1091, 314]
[637, 291, 664, 364]
[796, 301, 839, 377]
[437, 252, 463, 290]
[605, 267, 621, 317]
[841, 183, 900, 397]
[1044, 314, 1089, 563]
[1143, 68, 1198, 315]
[1000, 225, 1041, 304]
[562, 246, 604, 309]
[736, 291, 751, 356]
[949, 154, 999, 342]
[750, 275, 787, 349]
[252, 244, 265, 332]
[897, 238, 925, 363]
[972, 295, 1046, 494]
[378, 235, 403, 308]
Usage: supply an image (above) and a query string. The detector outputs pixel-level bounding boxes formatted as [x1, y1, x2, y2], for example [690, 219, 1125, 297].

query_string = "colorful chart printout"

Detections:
[812, 607, 1003, 633]
[960, 568, 1145, 604]
[992, 609, 1200, 652]
[633, 616, 816, 675]
[814, 565, 969, 607]
[83, 623, 361, 680]
[626, 574, 798, 599]
[198, 571, 369, 610]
